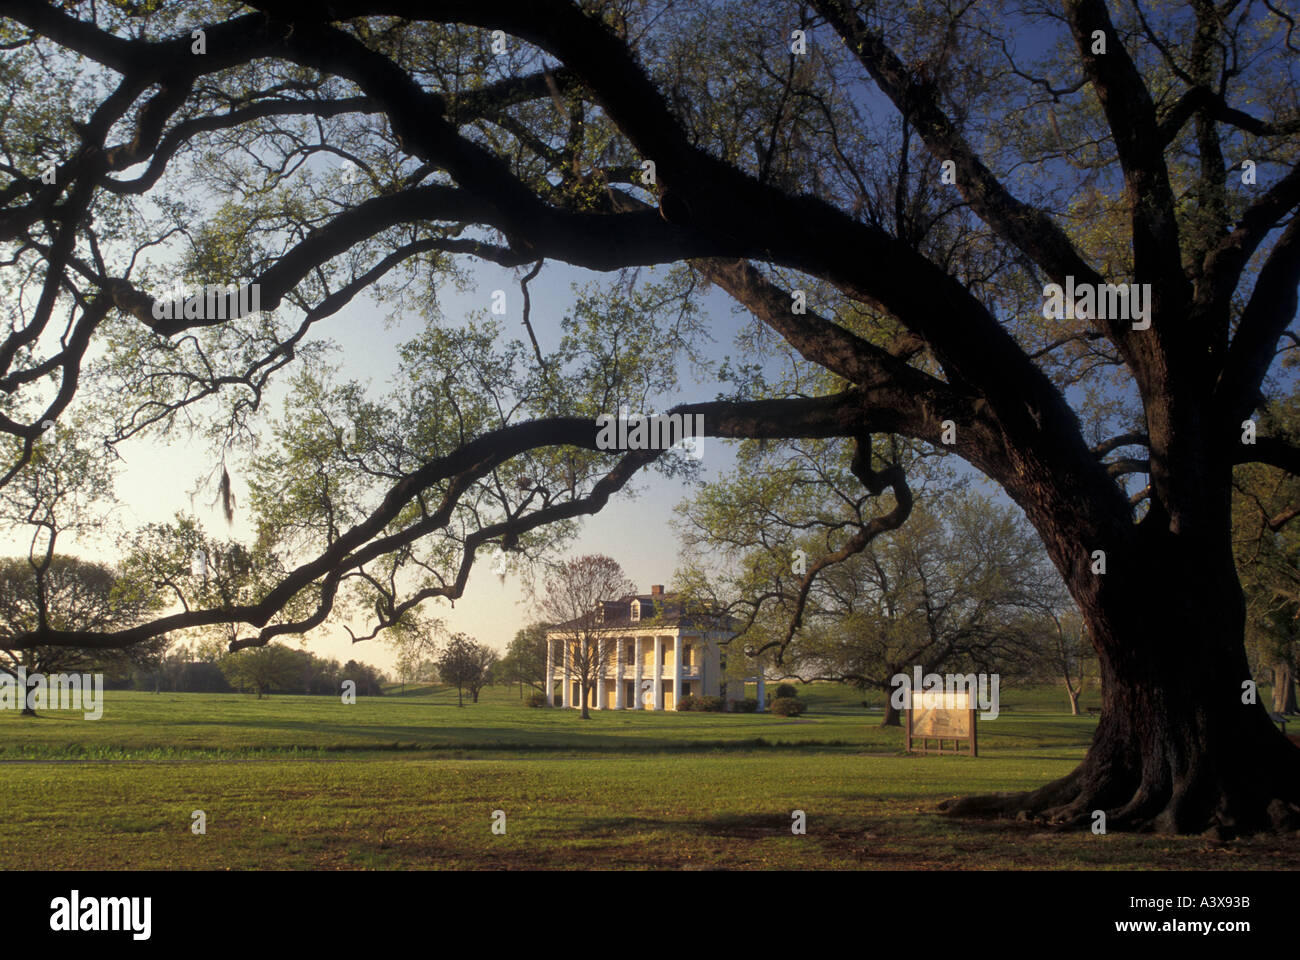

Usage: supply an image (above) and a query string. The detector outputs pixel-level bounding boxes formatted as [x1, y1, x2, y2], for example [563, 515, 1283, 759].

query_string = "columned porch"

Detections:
[546, 633, 705, 711]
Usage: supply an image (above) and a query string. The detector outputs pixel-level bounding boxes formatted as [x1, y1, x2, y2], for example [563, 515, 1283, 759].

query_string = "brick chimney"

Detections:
[650, 584, 664, 596]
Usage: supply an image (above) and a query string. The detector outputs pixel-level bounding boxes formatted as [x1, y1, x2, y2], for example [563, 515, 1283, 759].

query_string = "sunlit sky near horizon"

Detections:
[5, 256, 781, 674]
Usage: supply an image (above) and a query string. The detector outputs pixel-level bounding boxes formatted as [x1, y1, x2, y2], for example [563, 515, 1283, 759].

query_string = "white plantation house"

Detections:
[545, 585, 743, 711]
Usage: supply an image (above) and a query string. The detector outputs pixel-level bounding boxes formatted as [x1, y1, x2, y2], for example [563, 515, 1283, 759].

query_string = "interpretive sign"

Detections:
[905, 690, 977, 756]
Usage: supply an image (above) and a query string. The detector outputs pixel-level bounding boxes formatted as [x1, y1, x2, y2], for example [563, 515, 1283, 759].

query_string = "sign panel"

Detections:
[905, 690, 977, 756]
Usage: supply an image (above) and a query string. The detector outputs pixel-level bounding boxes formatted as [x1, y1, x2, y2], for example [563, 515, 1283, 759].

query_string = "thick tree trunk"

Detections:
[943, 529, 1300, 836]
[1065, 685, 1080, 716]
[881, 697, 901, 727]
[1273, 662, 1298, 716]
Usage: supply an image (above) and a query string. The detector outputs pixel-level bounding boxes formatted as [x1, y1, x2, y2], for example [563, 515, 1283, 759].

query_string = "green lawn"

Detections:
[1, 682, 1296, 869]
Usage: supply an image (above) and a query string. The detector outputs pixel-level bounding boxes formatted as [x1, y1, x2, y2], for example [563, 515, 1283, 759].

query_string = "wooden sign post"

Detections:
[905, 690, 978, 756]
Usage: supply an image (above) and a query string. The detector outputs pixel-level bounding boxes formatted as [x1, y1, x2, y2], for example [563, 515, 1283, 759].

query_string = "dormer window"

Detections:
[631, 600, 641, 621]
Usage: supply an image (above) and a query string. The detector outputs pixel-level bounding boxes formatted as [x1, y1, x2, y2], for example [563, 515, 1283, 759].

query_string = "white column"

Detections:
[595, 639, 605, 710]
[634, 638, 643, 709]
[653, 636, 664, 710]
[545, 638, 554, 706]
[562, 640, 571, 708]
[673, 634, 683, 708]
[614, 640, 624, 709]
[757, 677, 766, 711]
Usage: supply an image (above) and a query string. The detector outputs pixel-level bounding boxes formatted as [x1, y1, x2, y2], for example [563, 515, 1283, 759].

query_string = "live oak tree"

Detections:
[1, 0, 1299, 834]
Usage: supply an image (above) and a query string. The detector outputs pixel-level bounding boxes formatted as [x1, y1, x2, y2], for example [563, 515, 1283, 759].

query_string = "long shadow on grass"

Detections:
[118, 717, 869, 754]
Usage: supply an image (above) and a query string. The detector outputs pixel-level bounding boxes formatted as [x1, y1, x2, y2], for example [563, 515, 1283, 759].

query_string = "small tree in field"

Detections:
[497, 623, 552, 697]
[539, 556, 636, 719]
[437, 633, 496, 706]
[220, 643, 301, 699]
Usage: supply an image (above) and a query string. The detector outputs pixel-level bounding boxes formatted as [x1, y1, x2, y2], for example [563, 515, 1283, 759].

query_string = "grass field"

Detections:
[2, 682, 1297, 870]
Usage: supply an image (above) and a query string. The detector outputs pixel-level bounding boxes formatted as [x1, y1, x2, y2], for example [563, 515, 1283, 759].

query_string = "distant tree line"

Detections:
[216, 644, 387, 698]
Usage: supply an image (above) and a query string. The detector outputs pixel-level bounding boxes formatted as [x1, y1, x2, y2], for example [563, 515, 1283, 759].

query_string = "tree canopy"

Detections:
[2, 0, 1299, 834]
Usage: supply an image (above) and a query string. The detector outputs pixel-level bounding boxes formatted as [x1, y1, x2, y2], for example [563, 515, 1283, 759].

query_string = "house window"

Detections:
[683, 644, 692, 666]
[631, 601, 640, 621]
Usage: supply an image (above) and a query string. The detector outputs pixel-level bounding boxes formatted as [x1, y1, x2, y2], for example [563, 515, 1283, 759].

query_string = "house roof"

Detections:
[545, 591, 737, 635]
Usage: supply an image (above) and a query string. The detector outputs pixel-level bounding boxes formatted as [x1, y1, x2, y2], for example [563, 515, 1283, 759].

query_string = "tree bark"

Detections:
[19, 653, 36, 716]
[1065, 685, 1080, 716]
[881, 697, 901, 727]
[1273, 662, 1298, 716]
[943, 528, 1300, 836]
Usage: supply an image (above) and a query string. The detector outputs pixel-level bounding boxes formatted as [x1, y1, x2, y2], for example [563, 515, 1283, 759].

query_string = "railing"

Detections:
[550, 666, 702, 680]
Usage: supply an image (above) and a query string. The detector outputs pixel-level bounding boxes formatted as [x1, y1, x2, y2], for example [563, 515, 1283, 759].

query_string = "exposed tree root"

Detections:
[939, 749, 1300, 837]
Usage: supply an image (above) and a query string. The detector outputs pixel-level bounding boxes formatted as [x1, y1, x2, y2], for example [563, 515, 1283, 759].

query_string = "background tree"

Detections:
[1, 0, 1298, 834]
[341, 659, 388, 696]
[436, 632, 496, 706]
[128, 633, 179, 695]
[1038, 607, 1095, 717]
[383, 609, 443, 692]
[1234, 391, 1300, 715]
[395, 646, 422, 693]
[538, 555, 635, 719]
[219, 642, 303, 698]
[681, 475, 1058, 724]
[0, 555, 164, 713]
[496, 622, 551, 697]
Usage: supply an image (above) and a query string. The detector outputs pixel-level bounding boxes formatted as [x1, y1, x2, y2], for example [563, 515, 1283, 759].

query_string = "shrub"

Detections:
[526, 691, 549, 707]
[676, 694, 697, 711]
[731, 697, 758, 713]
[698, 695, 726, 712]
[774, 683, 799, 699]
[770, 697, 806, 717]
